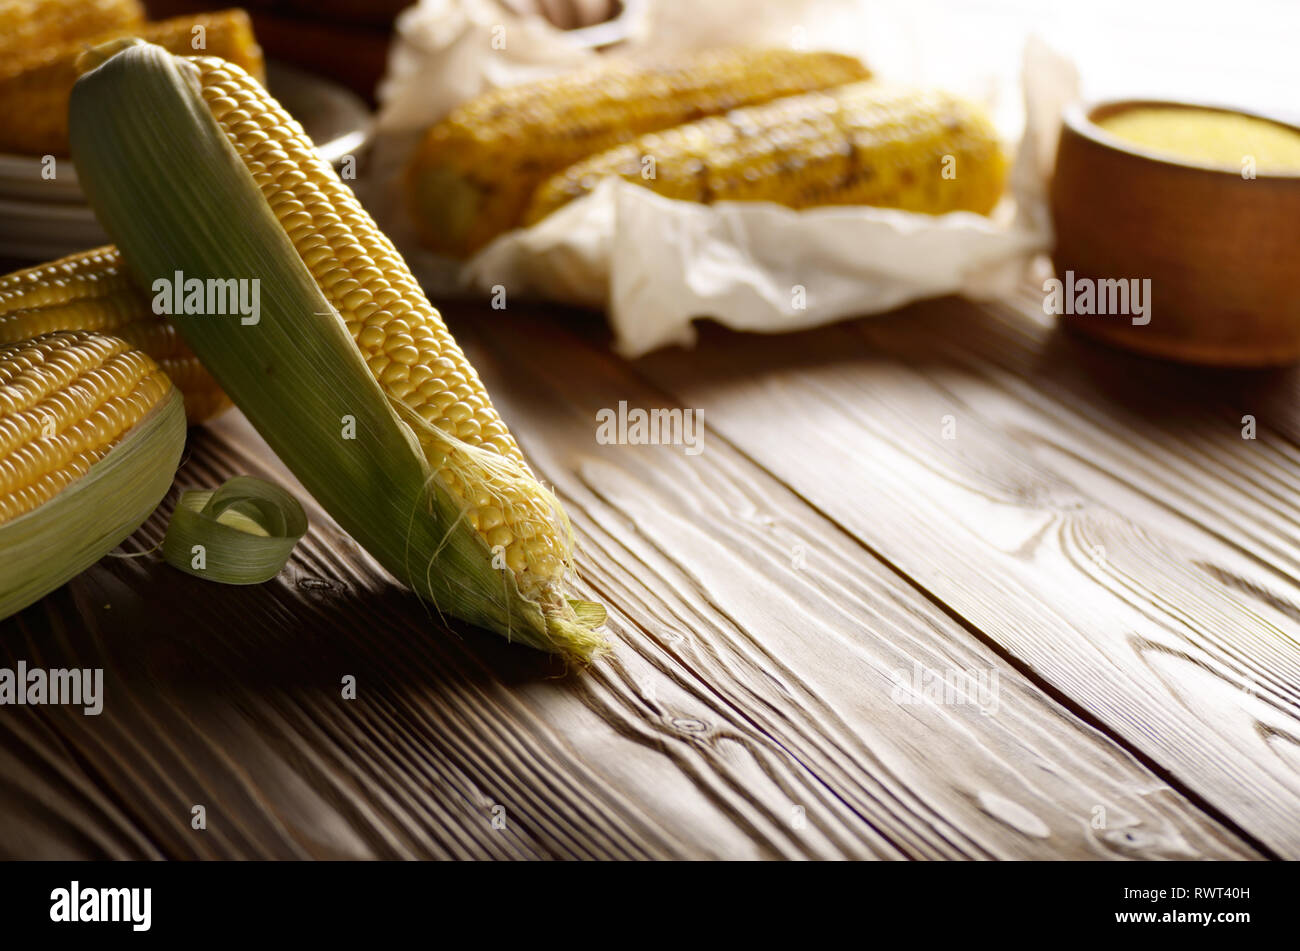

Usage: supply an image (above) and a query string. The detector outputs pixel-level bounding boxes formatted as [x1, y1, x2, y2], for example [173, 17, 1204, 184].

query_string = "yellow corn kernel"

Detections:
[0, 248, 230, 424]
[0, 9, 263, 156]
[0, 0, 143, 60]
[527, 82, 1008, 223]
[0, 330, 172, 523]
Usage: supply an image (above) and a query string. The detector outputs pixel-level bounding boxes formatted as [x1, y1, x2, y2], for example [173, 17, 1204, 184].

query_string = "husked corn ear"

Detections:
[0, 9, 263, 156]
[195, 56, 568, 591]
[0, 329, 186, 619]
[71, 40, 606, 659]
[527, 82, 1008, 223]
[0, 247, 230, 424]
[406, 47, 871, 257]
[0, 0, 143, 60]
[0, 330, 170, 521]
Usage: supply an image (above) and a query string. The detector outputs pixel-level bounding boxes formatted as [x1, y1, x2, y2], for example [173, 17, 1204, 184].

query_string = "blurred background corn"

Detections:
[0, 248, 229, 424]
[0, 330, 173, 522]
[405, 47, 871, 257]
[526, 82, 1008, 223]
[0, 0, 143, 60]
[0, 8, 263, 155]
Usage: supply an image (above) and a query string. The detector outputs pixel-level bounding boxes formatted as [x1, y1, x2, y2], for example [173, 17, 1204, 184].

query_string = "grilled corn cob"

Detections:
[406, 47, 871, 257]
[0, 248, 230, 424]
[71, 40, 605, 659]
[0, 0, 143, 60]
[527, 82, 1008, 222]
[0, 329, 186, 619]
[0, 9, 263, 156]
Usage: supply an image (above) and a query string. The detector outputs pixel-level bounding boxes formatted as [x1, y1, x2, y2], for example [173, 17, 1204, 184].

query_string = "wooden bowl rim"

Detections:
[1063, 99, 1300, 181]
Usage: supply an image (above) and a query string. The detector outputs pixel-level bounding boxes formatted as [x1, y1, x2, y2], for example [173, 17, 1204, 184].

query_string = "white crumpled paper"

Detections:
[360, 0, 1071, 357]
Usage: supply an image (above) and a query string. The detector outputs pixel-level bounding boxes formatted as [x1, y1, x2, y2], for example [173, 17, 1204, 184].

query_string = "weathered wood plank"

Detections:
[0, 300, 1263, 859]
[631, 292, 1300, 857]
[461, 305, 1256, 858]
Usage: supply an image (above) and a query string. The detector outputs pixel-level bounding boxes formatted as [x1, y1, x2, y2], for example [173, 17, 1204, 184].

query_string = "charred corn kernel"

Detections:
[0, 0, 143, 60]
[71, 40, 605, 659]
[0, 329, 186, 618]
[527, 82, 1008, 223]
[406, 47, 871, 257]
[0, 248, 230, 423]
[0, 9, 262, 156]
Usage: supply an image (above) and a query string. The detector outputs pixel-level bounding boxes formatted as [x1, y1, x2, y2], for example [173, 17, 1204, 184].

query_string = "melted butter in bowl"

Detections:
[1050, 99, 1300, 366]
[1095, 106, 1300, 172]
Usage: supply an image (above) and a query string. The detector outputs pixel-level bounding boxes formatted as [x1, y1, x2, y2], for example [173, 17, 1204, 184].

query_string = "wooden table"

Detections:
[3, 287, 1297, 860]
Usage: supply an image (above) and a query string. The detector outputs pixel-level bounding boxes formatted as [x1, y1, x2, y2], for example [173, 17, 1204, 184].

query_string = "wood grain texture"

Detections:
[632, 290, 1300, 857]
[0, 296, 1269, 859]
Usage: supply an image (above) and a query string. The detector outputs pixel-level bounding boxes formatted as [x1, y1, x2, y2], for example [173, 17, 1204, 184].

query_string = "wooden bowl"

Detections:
[1049, 100, 1300, 366]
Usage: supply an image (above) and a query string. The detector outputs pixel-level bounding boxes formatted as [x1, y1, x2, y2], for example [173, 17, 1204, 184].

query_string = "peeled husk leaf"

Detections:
[162, 475, 308, 584]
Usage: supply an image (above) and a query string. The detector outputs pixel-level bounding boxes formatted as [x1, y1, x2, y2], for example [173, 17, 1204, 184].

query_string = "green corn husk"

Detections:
[162, 475, 308, 584]
[69, 41, 605, 660]
[0, 387, 185, 619]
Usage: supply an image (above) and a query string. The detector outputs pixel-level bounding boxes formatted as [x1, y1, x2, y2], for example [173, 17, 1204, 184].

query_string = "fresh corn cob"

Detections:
[0, 0, 143, 60]
[406, 47, 871, 257]
[71, 40, 605, 659]
[0, 329, 186, 619]
[0, 248, 230, 424]
[196, 57, 570, 590]
[526, 82, 1008, 223]
[0, 9, 263, 156]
